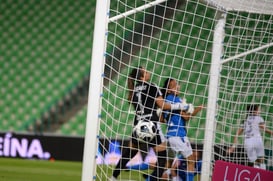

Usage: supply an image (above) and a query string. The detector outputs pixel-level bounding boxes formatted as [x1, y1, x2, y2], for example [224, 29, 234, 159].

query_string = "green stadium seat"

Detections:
[0, 0, 95, 133]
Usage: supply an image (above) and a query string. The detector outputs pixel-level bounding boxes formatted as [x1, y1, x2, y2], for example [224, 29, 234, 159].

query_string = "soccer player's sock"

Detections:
[127, 162, 149, 170]
[260, 163, 266, 170]
[186, 172, 194, 181]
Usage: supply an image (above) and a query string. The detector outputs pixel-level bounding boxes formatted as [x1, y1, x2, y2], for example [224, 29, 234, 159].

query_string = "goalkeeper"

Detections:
[160, 78, 204, 181]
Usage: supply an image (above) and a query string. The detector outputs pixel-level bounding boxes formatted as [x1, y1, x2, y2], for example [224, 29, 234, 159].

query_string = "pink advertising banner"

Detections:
[212, 160, 273, 181]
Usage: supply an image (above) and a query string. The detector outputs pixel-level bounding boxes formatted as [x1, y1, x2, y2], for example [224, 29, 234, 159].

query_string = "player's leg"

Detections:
[256, 157, 266, 169]
[148, 147, 167, 181]
[161, 145, 175, 180]
[186, 154, 195, 181]
[178, 137, 194, 181]
[112, 140, 138, 179]
[168, 137, 189, 181]
[244, 138, 257, 167]
[146, 131, 167, 181]
[171, 157, 182, 181]
[160, 140, 173, 180]
[255, 137, 266, 169]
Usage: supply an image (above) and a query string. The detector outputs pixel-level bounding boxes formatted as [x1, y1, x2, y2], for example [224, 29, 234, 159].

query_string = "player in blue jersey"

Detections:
[161, 78, 204, 181]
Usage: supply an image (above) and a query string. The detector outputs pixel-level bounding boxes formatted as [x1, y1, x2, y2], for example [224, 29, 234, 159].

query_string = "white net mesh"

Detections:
[218, 11, 273, 169]
[92, 0, 273, 180]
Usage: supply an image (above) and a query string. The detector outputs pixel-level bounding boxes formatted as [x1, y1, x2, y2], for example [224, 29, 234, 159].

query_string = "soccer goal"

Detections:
[82, 0, 273, 180]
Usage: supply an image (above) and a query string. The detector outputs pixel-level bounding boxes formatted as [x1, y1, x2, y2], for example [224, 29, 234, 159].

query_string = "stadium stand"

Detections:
[1, 0, 95, 133]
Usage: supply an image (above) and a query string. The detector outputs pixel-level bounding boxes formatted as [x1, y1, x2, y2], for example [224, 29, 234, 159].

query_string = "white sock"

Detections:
[260, 163, 266, 170]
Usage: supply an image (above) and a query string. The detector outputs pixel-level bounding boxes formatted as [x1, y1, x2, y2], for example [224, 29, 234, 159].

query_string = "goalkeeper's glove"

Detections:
[186, 104, 194, 114]
[171, 102, 189, 111]
[171, 102, 194, 114]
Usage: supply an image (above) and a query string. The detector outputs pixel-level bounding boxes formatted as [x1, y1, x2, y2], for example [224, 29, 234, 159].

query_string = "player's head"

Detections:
[247, 104, 259, 115]
[140, 67, 150, 82]
[128, 66, 150, 100]
[162, 78, 180, 97]
[129, 66, 150, 82]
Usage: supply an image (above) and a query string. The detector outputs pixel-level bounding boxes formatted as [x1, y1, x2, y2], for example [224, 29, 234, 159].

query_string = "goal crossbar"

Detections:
[205, 0, 273, 15]
[108, 0, 167, 23]
[221, 42, 273, 64]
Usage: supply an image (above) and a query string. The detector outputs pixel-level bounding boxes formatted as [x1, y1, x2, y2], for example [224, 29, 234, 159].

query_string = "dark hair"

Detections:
[161, 78, 174, 99]
[247, 104, 259, 115]
[128, 67, 144, 101]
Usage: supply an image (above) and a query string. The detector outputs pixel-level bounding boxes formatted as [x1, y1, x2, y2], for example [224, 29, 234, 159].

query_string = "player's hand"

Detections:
[186, 104, 194, 114]
[197, 105, 205, 110]
[227, 145, 236, 154]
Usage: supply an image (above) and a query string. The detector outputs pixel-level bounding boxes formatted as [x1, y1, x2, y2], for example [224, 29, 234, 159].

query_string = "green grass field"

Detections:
[0, 158, 82, 181]
[0, 158, 200, 181]
[0, 158, 149, 181]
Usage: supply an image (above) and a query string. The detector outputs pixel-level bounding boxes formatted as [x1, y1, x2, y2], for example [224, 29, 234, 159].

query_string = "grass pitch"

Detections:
[0, 158, 199, 181]
[0, 158, 148, 181]
[0, 158, 82, 181]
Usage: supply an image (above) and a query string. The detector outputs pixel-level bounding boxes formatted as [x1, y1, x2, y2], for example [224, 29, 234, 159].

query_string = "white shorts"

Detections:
[168, 136, 192, 158]
[244, 136, 264, 162]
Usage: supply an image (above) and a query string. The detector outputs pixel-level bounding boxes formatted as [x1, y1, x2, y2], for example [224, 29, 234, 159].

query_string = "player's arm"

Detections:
[227, 127, 244, 154]
[155, 96, 172, 123]
[191, 105, 204, 116]
[156, 96, 171, 110]
[259, 123, 273, 136]
[233, 127, 244, 144]
[157, 109, 166, 123]
[181, 105, 204, 121]
[155, 96, 189, 111]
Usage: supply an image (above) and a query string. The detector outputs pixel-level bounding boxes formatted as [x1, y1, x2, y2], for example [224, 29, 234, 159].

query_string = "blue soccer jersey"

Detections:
[164, 94, 187, 138]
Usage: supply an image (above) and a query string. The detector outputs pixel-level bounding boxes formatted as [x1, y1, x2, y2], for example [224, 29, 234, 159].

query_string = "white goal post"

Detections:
[81, 0, 109, 180]
[82, 0, 273, 181]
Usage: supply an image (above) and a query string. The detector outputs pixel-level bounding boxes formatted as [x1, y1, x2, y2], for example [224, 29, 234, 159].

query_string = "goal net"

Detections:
[82, 0, 273, 180]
